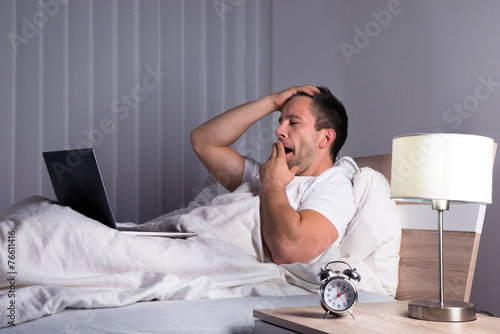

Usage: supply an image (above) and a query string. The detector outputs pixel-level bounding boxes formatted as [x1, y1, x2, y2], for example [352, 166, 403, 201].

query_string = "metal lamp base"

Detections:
[408, 300, 476, 322]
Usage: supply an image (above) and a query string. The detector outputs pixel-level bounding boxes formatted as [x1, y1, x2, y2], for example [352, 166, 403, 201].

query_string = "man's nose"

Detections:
[275, 125, 287, 138]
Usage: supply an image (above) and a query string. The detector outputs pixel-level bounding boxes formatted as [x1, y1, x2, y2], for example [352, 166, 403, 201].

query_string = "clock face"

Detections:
[321, 278, 356, 312]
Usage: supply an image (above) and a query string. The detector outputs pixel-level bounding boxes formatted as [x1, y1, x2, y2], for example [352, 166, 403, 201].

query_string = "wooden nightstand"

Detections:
[254, 301, 500, 333]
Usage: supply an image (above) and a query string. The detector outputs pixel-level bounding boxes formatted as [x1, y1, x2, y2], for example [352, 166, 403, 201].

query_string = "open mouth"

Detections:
[284, 147, 293, 154]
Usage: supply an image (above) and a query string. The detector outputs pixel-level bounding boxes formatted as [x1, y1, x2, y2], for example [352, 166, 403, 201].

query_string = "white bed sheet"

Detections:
[0, 161, 401, 329]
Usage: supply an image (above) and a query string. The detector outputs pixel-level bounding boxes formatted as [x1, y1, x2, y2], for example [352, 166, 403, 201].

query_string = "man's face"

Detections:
[275, 96, 321, 175]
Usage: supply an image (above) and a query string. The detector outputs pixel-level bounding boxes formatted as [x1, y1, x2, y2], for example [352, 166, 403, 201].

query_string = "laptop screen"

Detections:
[43, 148, 117, 229]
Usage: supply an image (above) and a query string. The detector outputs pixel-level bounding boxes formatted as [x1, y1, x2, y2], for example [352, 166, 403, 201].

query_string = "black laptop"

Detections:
[43, 148, 196, 238]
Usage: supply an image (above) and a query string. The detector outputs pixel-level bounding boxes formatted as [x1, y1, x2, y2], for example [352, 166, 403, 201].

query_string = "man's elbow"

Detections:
[269, 238, 335, 265]
[190, 127, 204, 156]
[270, 243, 316, 265]
[271, 253, 293, 265]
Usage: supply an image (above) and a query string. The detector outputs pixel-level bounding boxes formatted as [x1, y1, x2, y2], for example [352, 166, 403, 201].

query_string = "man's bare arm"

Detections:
[190, 97, 274, 192]
[190, 85, 320, 192]
[259, 141, 338, 264]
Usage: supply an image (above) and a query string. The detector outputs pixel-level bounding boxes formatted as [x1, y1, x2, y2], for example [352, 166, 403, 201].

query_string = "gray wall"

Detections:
[1, 0, 499, 316]
[1, 0, 273, 223]
[271, 0, 500, 316]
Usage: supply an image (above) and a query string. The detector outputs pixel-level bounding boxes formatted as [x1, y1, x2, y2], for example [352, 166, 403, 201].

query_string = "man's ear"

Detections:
[319, 129, 336, 148]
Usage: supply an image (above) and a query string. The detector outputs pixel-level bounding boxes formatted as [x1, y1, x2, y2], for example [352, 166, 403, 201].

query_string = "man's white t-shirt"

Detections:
[241, 157, 356, 247]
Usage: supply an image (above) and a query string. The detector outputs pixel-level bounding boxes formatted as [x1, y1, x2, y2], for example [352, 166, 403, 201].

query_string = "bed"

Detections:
[0, 153, 487, 333]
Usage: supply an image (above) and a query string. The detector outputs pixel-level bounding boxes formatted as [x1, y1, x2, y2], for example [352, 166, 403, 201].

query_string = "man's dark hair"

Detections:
[286, 86, 348, 162]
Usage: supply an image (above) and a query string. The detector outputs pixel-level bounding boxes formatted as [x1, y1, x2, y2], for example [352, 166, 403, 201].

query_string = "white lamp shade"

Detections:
[391, 133, 493, 204]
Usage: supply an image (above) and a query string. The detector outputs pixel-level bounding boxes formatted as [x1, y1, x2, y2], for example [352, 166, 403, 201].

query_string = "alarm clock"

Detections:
[317, 260, 361, 319]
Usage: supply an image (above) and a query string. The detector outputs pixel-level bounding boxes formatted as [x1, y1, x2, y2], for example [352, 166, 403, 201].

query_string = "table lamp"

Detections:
[390, 133, 494, 322]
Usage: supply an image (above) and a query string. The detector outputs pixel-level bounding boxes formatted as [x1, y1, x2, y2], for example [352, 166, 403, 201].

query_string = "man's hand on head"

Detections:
[259, 141, 299, 189]
[270, 85, 321, 112]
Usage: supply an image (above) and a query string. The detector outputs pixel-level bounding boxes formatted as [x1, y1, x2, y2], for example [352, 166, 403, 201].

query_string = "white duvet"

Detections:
[0, 165, 400, 327]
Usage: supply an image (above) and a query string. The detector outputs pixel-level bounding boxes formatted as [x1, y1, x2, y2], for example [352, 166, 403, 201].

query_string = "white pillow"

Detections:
[339, 167, 401, 297]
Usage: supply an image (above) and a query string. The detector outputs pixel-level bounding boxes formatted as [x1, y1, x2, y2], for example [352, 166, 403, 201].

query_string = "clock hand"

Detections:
[337, 293, 346, 306]
[336, 287, 346, 306]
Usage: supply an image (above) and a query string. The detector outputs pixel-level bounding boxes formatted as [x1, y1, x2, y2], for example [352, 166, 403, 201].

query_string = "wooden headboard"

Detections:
[353, 149, 495, 302]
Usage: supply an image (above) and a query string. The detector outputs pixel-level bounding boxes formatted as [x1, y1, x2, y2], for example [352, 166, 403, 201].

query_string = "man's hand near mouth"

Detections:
[259, 141, 299, 189]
